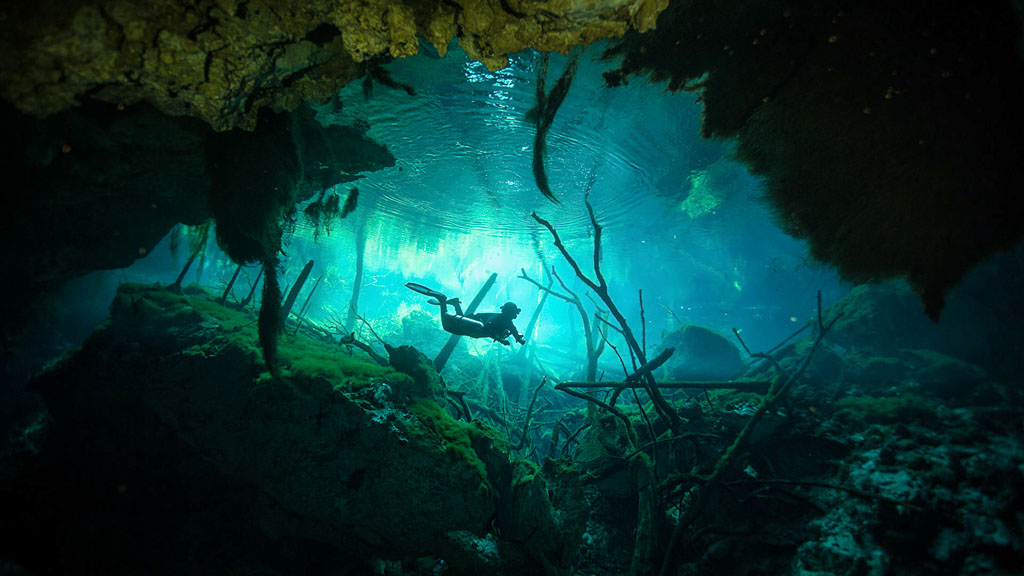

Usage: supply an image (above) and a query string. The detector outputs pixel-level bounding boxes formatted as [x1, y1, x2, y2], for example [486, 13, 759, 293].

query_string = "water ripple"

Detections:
[310, 43, 713, 266]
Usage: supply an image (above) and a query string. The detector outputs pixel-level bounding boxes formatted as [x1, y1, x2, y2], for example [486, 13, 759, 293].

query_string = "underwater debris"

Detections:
[657, 292, 844, 574]
[340, 331, 390, 367]
[237, 266, 263, 310]
[292, 273, 324, 335]
[510, 377, 547, 451]
[526, 48, 581, 204]
[218, 264, 244, 306]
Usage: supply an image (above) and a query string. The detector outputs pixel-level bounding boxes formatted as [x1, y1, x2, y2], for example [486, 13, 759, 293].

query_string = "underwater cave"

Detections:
[2, 1, 1023, 575]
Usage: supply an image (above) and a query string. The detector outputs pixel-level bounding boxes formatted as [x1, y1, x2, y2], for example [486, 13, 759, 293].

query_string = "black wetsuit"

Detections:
[441, 301, 524, 345]
[405, 283, 525, 345]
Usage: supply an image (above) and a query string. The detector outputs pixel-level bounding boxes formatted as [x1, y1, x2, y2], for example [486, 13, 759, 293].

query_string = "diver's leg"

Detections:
[451, 299, 464, 315]
[428, 292, 449, 307]
[441, 313, 456, 333]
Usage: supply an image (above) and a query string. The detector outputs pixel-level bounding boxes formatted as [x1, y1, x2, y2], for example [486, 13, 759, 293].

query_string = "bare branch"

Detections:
[658, 291, 844, 576]
[511, 377, 547, 450]
[535, 198, 679, 431]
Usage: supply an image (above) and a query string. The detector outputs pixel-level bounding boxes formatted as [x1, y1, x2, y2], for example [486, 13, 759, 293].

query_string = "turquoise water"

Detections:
[8, 33, 1024, 576]
[268, 42, 848, 356]
[43, 41, 853, 366]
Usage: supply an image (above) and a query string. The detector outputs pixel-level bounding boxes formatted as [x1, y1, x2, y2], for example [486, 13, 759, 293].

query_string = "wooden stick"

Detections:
[170, 222, 210, 290]
[280, 259, 314, 322]
[554, 382, 633, 433]
[345, 221, 366, 331]
[239, 267, 262, 309]
[639, 288, 646, 356]
[559, 380, 771, 392]
[292, 273, 324, 335]
[511, 376, 547, 450]
[520, 266, 602, 381]
[219, 264, 243, 305]
[533, 198, 680, 431]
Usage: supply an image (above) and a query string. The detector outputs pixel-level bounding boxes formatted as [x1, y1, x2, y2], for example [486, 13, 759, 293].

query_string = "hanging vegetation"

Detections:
[206, 111, 301, 376]
[526, 48, 581, 204]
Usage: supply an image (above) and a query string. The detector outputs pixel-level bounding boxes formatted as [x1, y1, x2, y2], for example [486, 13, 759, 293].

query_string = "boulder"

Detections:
[14, 283, 584, 574]
[659, 324, 745, 381]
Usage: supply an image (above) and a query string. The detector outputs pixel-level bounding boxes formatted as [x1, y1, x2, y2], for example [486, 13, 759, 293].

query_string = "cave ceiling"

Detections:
[1, 0, 667, 131]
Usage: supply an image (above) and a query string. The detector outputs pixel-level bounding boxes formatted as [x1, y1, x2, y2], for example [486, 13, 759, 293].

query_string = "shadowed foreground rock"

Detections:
[7, 283, 585, 575]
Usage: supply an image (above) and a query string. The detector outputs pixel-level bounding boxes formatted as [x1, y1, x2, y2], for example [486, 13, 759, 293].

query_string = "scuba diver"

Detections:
[406, 283, 527, 346]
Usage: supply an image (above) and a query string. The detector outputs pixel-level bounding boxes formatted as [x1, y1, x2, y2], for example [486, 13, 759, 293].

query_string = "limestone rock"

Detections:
[659, 324, 745, 381]
[29, 284, 494, 556]
[1, 0, 669, 131]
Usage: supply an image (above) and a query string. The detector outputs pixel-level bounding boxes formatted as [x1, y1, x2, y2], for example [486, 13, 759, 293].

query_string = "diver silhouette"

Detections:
[406, 283, 527, 346]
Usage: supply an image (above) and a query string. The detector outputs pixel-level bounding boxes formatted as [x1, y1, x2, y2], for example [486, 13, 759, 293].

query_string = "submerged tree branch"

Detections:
[658, 291, 843, 576]
[533, 197, 681, 432]
[519, 266, 602, 381]
[511, 376, 547, 450]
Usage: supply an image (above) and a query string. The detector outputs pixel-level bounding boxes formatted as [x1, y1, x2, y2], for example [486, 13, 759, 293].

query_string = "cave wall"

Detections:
[604, 0, 1024, 319]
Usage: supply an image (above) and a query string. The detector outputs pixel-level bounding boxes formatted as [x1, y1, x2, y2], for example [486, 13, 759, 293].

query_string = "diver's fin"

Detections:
[406, 282, 447, 301]
[406, 282, 438, 296]
[427, 298, 444, 305]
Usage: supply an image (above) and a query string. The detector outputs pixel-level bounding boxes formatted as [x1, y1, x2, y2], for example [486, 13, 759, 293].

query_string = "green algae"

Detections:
[112, 283, 202, 324]
[113, 283, 408, 391]
[407, 396, 489, 481]
[835, 394, 935, 426]
[512, 459, 541, 489]
[278, 341, 402, 388]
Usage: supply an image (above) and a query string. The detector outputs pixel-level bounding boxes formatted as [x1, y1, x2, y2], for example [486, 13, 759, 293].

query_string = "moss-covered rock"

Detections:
[19, 283, 586, 574]
[827, 279, 1020, 380]
[658, 324, 745, 381]
[834, 394, 935, 427]
[842, 352, 910, 391]
[27, 284, 492, 562]
[828, 281, 947, 354]
[494, 458, 588, 574]
[387, 344, 443, 399]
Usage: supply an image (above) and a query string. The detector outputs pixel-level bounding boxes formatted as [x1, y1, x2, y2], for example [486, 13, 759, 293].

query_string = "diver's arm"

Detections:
[510, 324, 526, 345]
